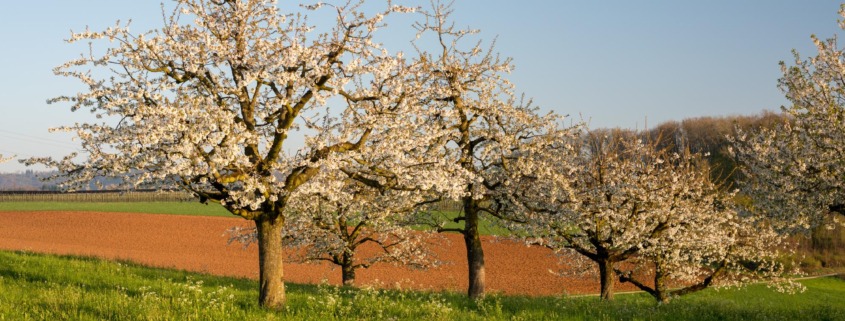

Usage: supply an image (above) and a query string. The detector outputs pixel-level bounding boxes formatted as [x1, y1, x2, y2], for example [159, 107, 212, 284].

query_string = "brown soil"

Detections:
[0, 211, 640, 296]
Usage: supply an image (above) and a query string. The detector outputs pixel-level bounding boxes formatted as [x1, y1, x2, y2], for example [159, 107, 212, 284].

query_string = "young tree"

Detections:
[612, 183, 797, 303]
[411, 1, 567, 299]
[31, 0, 462, 309]
[731, 5, 845, 231]
[228, 169, 442, 286]
[513, 130, 757, 300]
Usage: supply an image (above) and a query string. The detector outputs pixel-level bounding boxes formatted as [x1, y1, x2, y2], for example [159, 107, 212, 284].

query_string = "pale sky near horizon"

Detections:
[0, 1, 842, 172]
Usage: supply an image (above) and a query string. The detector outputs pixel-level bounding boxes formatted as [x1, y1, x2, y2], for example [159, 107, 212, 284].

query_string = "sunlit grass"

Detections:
[0, 250, 843, 320]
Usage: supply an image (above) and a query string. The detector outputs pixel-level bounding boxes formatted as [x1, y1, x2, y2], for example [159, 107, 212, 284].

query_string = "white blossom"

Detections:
[408, 0, 578, 299]
[511, 130, 796, 301]
[32, 0, 462, 309]
[730, 5, 845, 231]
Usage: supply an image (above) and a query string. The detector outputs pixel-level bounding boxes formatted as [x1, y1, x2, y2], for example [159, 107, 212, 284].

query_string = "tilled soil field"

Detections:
[0, 211, 640, 296]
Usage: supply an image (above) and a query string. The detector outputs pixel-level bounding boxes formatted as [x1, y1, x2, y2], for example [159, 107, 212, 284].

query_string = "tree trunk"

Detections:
[654, 264, 670, 303]
[341, 254, 356, 286]
[598, 258, 615, 301]
[464, 202, 486, 299]
[255, 215, 286, 310]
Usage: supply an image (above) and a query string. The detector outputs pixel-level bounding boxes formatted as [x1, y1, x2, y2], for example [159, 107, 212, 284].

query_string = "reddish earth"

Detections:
[0, 211, 640, 296]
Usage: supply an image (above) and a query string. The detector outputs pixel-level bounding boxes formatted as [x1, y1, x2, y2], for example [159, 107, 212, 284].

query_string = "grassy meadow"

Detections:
[0, 250, 843, 320]
[2, 197, 843, 319]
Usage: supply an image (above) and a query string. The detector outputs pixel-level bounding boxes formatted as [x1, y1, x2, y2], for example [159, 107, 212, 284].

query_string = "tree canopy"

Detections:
[731, 4, 845, 231]
[34, 0, 466, 309]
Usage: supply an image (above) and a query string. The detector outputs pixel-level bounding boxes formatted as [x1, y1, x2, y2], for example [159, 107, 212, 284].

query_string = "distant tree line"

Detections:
[644, 111, 786, 188]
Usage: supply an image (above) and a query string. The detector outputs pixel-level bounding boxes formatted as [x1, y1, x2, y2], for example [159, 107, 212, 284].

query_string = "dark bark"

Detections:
[341, 265, 356, 286]
[829, 203, 845, 217]
[616, 268, 659, 300]
[653, 265, 670, 303]
[256, 215, 286, 310]
[616, 262, 724, 303]
[598, 258, 615, 300]
[464, 200, 486, 299]
[341, 252, 356, 286]
[669, 266, 722, 298]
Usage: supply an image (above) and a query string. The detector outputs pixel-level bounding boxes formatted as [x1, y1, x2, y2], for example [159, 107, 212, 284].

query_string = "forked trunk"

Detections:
[464, 203, 486, 299]
[256, 216, 286, 310]
[598, 258, 615, 301]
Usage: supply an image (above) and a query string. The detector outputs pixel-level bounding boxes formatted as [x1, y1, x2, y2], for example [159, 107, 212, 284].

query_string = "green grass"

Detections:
[0, 250, 843, 320]
[0, 202, 509, 235]
[0, 201, 232, 217]
[416, 210, 511, 235]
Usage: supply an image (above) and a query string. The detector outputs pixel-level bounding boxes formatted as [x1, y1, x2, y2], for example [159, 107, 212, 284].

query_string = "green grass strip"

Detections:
[0, 201, 232, 217]
[0, 250, 843, 320]
[0, 202, 509, 235]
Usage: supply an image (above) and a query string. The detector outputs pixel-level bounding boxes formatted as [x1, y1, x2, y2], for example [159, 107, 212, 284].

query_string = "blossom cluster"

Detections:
[508, 130, 797, 301]
[730, 10, 845, 231]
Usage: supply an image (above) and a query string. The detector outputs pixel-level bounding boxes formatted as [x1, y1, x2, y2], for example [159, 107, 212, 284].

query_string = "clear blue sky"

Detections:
[0, 1, 841, 172]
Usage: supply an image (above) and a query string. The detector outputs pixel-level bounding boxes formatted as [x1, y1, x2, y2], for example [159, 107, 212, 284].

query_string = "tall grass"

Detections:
[0, 250, 843, 320]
